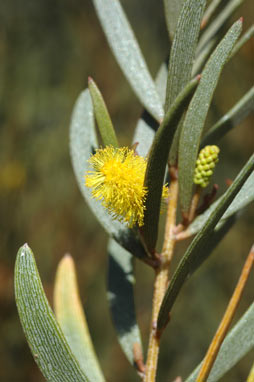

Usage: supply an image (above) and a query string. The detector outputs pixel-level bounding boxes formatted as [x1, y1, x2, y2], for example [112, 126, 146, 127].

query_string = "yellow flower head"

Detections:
[85, 146, 168, 227]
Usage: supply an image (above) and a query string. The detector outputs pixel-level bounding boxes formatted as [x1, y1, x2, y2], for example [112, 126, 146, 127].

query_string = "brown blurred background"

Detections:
[0, 0, 253, 381]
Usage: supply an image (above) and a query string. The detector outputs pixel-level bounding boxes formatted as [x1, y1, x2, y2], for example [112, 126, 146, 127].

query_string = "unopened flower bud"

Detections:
[193, 145, 220, 188]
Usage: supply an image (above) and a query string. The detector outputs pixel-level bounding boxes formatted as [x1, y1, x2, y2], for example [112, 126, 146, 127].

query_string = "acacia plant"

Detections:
[14, 0, 254, 381]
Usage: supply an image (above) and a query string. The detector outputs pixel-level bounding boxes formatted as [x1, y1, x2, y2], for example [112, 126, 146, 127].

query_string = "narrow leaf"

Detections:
[163, 0, 185, 41]
[107, 238, 143, 366]
[196, 246, 254, 382]
[196, 0, 245, 55]
[54, 255, 105, 382]
[230, 25, 254, 60]
[88, 77, 118, 148]
[158, 153, 254, 330]
[192, 37, 218, 76]
[186, 303, 254, 382]
[154, 62, 168, 104]
[132, 112, 158, 158]
[201, 0, 223, 29]
[15, 244, 89, 382]
[193, 23, 254, 78]
[165, 0, 205, 110]
[188, 172, 254, 236]
[178, 19, 242, 214]
[143, 77, 200, 252]
[202, 86, 254, 146]
[165, 0, 206, 165]
[92, 0, 164, 122]
[132, 62, 168, 158]
[70, 89, 148, 262]
[191, 214, 236, 274]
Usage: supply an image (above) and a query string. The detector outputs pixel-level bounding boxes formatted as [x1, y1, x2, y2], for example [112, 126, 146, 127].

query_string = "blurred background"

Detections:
[0, 0, 253, 381]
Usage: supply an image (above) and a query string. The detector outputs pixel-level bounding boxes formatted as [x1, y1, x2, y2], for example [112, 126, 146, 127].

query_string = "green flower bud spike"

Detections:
[194, 145, 220, 188]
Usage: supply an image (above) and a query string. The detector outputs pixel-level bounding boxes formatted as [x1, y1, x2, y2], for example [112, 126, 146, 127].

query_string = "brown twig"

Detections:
[175, 184, 218, 241]
[196, 244, 254, 382]
[143, 173, 178, 382]
[175, 228, 192, 241]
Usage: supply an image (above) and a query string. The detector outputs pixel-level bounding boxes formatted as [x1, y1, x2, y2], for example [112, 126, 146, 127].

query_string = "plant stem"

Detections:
[174, 186, 201, 236]
[188, 186, 201, 222]
[196, 244, 254, 382]
[144, 176, 178, 382]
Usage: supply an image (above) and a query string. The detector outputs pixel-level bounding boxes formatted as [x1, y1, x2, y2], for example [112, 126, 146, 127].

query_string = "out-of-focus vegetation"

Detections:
[0, 1, 253, 381]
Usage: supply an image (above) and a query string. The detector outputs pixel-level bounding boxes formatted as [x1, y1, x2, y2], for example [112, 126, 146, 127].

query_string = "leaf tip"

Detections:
[61, 253, 74, 267]
[63, 252, 72, 259]
[88, 76, 94, 86]
[18, 243, 31, 257]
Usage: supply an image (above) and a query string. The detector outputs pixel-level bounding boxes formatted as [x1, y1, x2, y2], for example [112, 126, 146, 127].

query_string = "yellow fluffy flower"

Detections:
[85, 146, 168, 227]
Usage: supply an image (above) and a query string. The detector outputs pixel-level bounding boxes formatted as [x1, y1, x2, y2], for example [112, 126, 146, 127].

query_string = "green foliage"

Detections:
[14, 0, 254, 381]
[88, 77, 118, 148]
[69, 89, 148, 263]
[107, 239, 143, 365]
[165, 0, 206, 165]
[15, 245, 90, 382]
[143, 76, 200, 252]
[189, 172, 254, 235]
[92, 0, 164, 122]
[178, 19, 242, 214]
[163, 0, 185, 40]
[186, 303, 254, 382]
[54, 255, 105, 382]
[202, 85, 254, 146]
[158, 153, 254, 329]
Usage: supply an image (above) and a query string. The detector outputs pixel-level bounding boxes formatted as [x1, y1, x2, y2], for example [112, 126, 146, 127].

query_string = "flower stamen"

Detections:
[85, 146, 168, 227]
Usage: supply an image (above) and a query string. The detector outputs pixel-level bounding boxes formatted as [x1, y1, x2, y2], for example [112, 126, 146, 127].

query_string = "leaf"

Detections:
[229, 24, 254, 60]
[189, 214, 236, 275]
[188, 172, 254, 236]
[163, 0, 185, 41]
[196, 0, 245, 56]
[165, 0, 206, 165]
[54, 255, 105, 382]
[92, 0, 164, 122]
[70, 89, 148, 262]
[157, 153, 254, 330]
[178, 19, 242, 214]
[132, 112, 158, 158]
[154, 62, 168, 104]
[202, 86, 254, 146]
[165, 0, 206, 110]
[14, 244, 89, 382]
[185, 303, 254, 382]
[192, 36, 218, 76]
[193, 23, 254, 78]
[107, 239, 143, 366]
[88, 77, 118, 148]
[201, 0, 223, 30]
[143, 76, 200, 252]
[132, 62, 168, 158]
